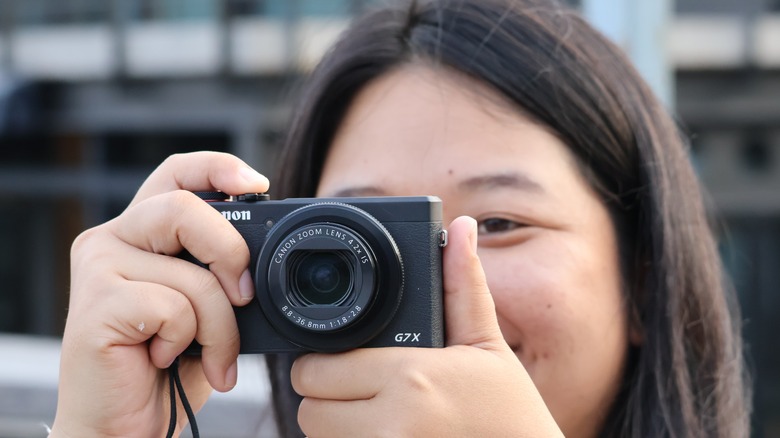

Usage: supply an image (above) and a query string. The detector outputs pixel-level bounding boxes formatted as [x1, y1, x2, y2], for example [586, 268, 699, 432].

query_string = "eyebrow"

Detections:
[457, 172, 545, 194]
[326, 172, 543, 198]
[329, 186, 389, 198]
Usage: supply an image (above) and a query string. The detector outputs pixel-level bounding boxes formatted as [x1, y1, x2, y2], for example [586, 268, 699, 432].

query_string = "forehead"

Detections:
[318, 66, 580, 197]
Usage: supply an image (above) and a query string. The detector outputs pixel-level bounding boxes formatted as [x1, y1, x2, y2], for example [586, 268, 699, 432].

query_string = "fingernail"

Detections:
[239, 269, 254, 302]
[225, 361, 238, 389]
[239, 166, 269, 188]
[467, 217, 478, 253]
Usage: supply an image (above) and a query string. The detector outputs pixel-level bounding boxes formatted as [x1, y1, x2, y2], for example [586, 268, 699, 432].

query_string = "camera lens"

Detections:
[291, 251, 354, 306]
[258, 203, 405, 351]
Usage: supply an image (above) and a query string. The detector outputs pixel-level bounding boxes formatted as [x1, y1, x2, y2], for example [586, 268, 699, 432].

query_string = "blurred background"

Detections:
[0, 0, 778, 437]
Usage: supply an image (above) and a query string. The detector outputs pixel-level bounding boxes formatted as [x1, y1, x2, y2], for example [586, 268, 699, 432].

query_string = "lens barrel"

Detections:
[255, 203, 404, 352]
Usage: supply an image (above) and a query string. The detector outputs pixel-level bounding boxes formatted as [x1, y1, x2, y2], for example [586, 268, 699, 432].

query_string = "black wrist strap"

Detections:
[166, 357, 200, 438]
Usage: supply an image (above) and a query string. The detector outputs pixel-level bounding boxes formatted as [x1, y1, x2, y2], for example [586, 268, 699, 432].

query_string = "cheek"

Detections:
[478, 234, 627, 359]
[479, 243, 578, 349]
[479, 236, 631, 431]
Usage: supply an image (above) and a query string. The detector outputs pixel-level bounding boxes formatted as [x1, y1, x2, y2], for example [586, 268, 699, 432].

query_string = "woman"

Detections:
[52, 0, 750, 437]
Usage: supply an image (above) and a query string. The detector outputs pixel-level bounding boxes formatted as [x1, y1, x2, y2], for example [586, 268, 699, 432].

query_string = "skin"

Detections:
[53, 151, 559, 437]
[298, 66, 630, 437]
[52, 153, 271, 437]
[51, 65, 627, 437]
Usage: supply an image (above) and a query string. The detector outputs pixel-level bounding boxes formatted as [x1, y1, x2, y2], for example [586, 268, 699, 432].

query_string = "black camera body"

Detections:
[190, 193, 446, 354]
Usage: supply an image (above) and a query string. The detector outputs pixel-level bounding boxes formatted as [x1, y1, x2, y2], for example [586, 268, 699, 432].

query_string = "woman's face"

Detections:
[317, 66, 630, 437]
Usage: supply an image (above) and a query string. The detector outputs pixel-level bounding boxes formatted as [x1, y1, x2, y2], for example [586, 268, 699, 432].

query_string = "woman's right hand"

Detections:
[50, 152, 269, 437]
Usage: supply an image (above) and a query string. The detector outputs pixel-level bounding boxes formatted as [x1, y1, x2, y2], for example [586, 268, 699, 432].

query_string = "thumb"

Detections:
[443, 216, 505, 349]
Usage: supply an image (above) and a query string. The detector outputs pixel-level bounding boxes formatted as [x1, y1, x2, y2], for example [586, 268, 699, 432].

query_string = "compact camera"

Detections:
[186, 193, 446, 353]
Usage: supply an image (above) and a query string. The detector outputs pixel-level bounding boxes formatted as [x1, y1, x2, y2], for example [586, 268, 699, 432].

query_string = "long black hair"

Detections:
[267, 1, 750, 436]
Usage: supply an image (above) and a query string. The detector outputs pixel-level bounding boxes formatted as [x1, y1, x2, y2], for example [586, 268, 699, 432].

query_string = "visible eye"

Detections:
[477, 217, 524, 235]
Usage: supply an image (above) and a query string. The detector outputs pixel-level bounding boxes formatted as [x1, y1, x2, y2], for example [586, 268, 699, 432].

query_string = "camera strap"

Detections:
[165, 357, 200, 438]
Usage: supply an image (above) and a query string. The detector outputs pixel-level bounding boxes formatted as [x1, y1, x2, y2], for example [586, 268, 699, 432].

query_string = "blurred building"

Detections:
[0, 0, 778, 436]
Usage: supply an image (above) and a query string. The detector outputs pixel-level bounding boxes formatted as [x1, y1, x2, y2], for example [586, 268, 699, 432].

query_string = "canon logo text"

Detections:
[221, 210, 251, 221]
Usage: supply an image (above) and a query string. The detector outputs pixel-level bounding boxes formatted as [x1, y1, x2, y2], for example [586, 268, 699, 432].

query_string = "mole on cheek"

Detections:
[547, 303, 552, 309]
[448, 169, 454, 175]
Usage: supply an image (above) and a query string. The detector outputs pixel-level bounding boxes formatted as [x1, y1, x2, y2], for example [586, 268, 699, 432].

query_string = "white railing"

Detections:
[0, 17, 349, 79]
[1, 14, 779, 81]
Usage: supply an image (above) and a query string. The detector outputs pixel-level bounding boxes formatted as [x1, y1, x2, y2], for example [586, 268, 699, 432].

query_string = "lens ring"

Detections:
[266, 222, 376, 331]
[255, 202, 404, 352]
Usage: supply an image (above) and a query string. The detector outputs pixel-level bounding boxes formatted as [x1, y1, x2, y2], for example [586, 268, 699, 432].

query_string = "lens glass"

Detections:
[291, 251, 354, 306]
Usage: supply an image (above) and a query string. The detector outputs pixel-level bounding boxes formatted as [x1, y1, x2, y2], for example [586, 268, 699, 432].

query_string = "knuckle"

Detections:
[205, 150, 237, 168]
[160, 152, 188, 170]
[158, 190, 201, 232]
[69, 228, 117, 302]
[70, 225, 117, 275]
[200, 328, 240, 361]
[399, 366, 435, 395]
[164, 189, 199, 215]
[70, 225, 101, 260]
[224, 325, 241, 346]
[166, 290, 194, 322]
[164, 151, 232, 172]
[155, 290, 197, 341]
[202, 220, 248, 268]
[223, 232, 250, 262]
[192, 269, 222, 297]
[188, 270, 234, 323]
[196, 306, 239, 351]
[221, 327, 241, 355]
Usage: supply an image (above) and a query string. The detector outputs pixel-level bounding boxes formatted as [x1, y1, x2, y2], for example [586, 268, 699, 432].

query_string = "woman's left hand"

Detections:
[291, 216, 564, 437]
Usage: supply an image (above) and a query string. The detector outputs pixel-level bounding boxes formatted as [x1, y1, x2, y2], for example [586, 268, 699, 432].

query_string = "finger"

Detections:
[298, 398, 376, 438]
[291, 349, 401, 400]
[137, 284, 198, 370]
[104, 239, 242, 391]
[443, 216, 505, 348]
[129, 151, 269, 208]
[175, 357, 213, 416]
[110, 190, 253, 305]
[93, 279, 198, 369]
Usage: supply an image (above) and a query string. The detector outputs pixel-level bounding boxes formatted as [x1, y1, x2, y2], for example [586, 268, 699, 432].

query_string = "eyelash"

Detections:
[476, 217, 526, 235]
